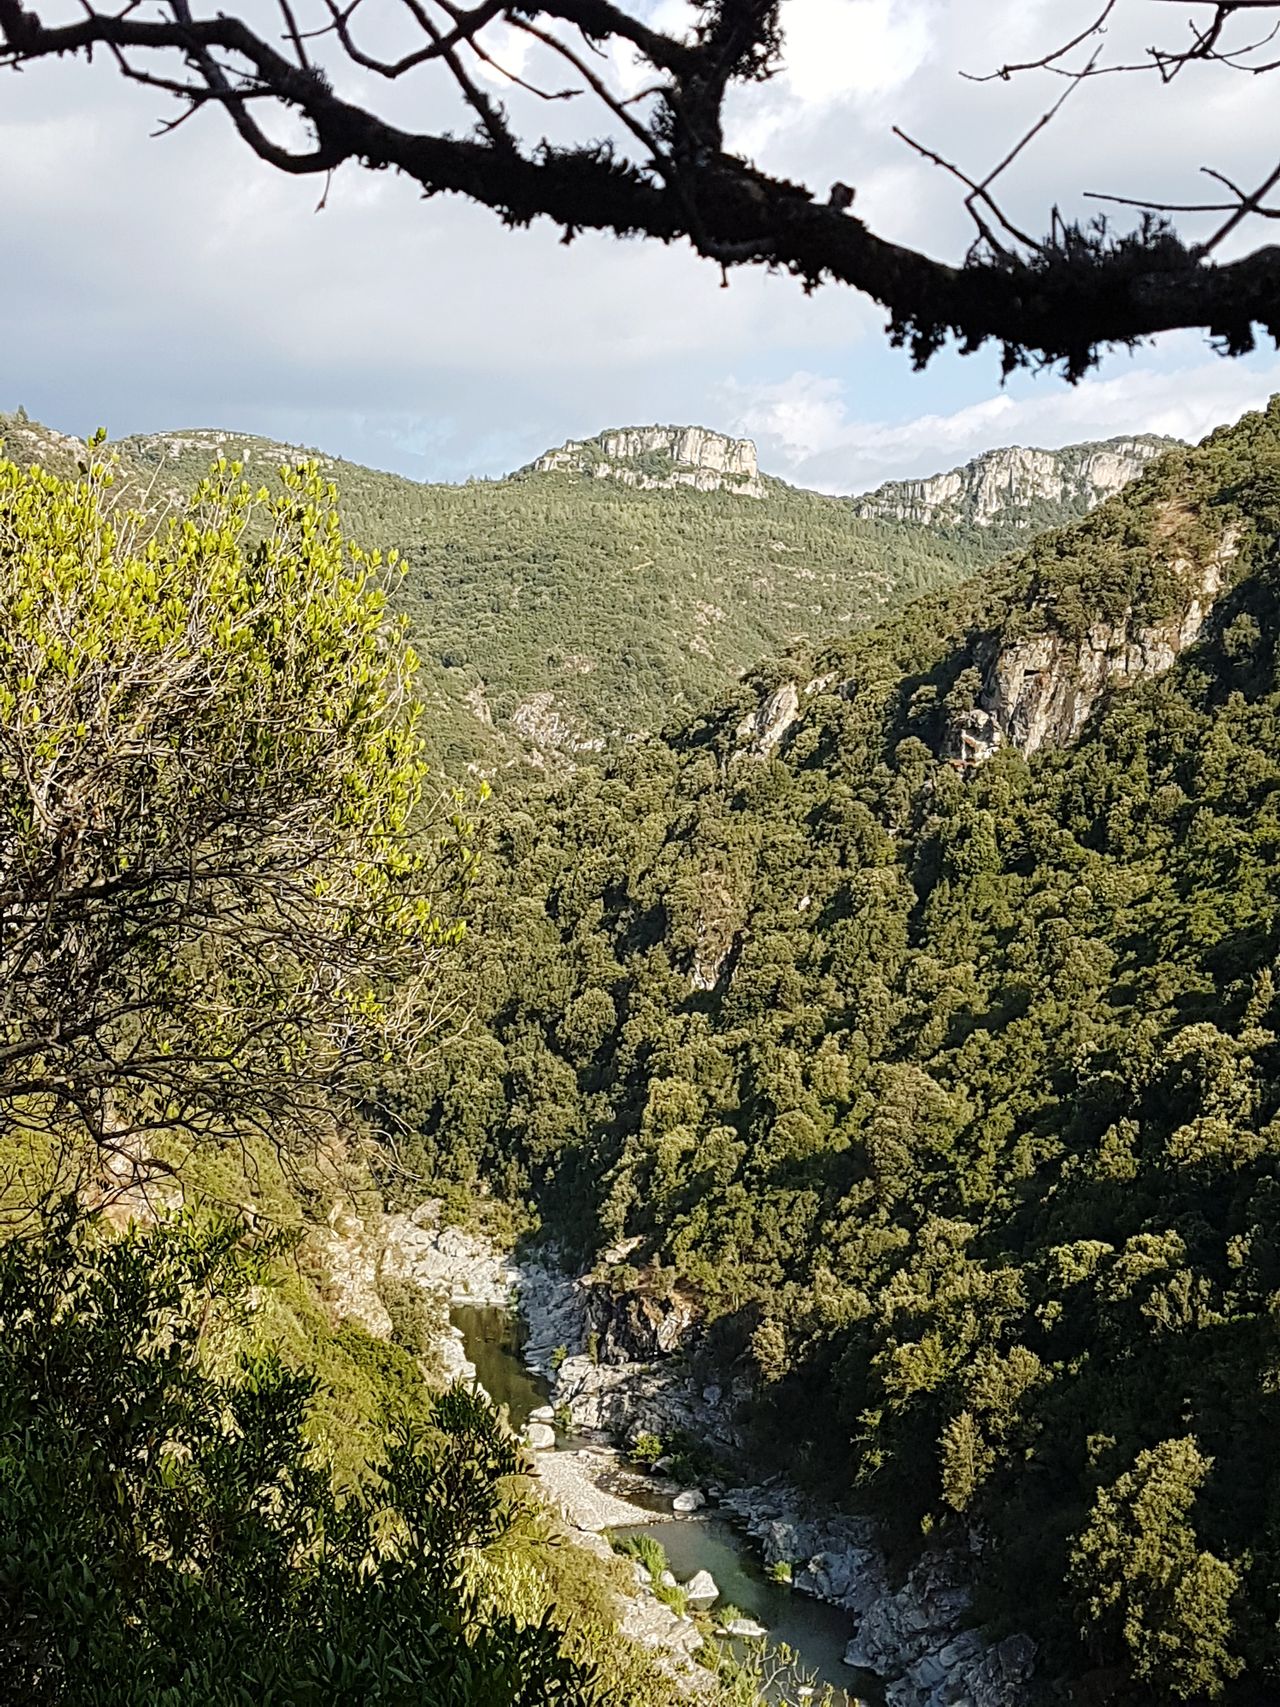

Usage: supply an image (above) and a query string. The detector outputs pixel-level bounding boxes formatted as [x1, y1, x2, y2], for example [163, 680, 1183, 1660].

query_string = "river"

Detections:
[453, 1303, 884, 1705]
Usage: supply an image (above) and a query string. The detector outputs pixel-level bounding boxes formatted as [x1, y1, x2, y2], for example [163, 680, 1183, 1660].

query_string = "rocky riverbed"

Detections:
[716, 1487, 1037, 1707]
[349, 1201, 1042, 1707]
[367, 1205, 717, 1694]
[511, 1245, 1042, 1707]
[532, 1447, 676, 1530]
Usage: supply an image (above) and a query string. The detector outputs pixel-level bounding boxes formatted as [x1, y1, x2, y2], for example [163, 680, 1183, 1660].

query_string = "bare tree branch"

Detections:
[0, 0, 1278, 377]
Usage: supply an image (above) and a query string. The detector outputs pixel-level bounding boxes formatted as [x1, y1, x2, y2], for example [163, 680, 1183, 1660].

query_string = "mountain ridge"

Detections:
[0, 410, 997, 775]
[852, 431, 1177, 532]
[0, 409, 1193, 782]
[0, 407, 1181, 507]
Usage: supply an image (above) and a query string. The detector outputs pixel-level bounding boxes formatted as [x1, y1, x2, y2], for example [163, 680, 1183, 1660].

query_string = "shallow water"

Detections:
[453, 1302, 884, 1705]
[612, 1518, 880, 1702]
[451, 1303, 552, 1425]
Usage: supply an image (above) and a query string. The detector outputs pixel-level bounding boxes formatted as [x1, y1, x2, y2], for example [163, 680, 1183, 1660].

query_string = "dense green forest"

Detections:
[10, 397, 1280, 1703]
[384, 398, 1280, 1702]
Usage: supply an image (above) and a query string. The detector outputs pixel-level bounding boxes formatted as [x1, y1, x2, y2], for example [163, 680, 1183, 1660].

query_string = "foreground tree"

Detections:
[0, 1207, 593, 1703]
[0, 443, 476, 1205]
[1, 1, 1278, 376]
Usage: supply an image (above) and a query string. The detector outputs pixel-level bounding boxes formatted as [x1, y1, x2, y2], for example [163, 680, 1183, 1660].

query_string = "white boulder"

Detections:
[684, 1569, 718, 1606]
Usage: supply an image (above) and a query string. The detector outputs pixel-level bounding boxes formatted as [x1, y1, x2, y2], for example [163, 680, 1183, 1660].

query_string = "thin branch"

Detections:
[963, 0, 1119, 83]
[892, 126, 1042, 257]
[506, 13, 660, 156]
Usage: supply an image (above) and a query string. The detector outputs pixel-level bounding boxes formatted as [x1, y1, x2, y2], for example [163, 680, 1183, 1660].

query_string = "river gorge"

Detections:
[358, 1201, 1043, 1707]
[453, 1301, 876, 1702]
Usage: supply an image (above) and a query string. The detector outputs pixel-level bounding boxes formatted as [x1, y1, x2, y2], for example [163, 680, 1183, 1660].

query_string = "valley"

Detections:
[4, 0, 1278, 1700]
[381, 397, 1280, 1704]
[4, 396, 1280, 1704]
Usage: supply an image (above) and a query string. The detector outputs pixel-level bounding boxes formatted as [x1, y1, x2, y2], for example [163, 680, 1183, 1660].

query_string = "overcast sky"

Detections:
[3, 0, 1278, 493]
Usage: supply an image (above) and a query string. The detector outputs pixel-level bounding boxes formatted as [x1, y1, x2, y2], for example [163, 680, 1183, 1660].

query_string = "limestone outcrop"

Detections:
[732, 681, 801, 760]
[510, 690, 604, 754]
[531, 425, 765, 499]
[945, 536, 1237, 767]
[312, 1203, 394, 1340]
[854, 436, 1173, 531]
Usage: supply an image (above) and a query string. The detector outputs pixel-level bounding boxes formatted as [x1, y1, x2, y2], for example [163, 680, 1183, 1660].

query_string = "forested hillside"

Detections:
[388, 398, 1280, 1701]
[115, 423, 996, 773]
[0, 444, 751, 1707]
[3, 411, 1158, 781]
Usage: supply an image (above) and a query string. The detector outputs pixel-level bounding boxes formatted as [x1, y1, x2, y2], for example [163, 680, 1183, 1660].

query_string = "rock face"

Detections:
[309, 1199, 481, 1384]
[381, 1203, 519, 1306]
[552, 1353, 747, 1448]
[720, 1486, 1042, 1707]
[531, 425, 765, 499]
[518, 1263, 747, 1452]
[733, 681, 801, 760]
[854, 435, 1174, 531]
[590, 1286, 700, 1362]
[945, 537, 1237, 767]
[519, 1259, 591, 1372]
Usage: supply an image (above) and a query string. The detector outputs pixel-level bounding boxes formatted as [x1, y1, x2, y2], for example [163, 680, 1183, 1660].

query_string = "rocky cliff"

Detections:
[946, 527, 1240, 766]
[853, 435, 1175, 531]
[514, 1256, 1044, 1707]
[530, 425, 766, 498]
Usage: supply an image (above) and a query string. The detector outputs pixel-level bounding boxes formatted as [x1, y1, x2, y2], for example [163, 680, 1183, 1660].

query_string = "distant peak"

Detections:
[526, 424, 764, 498]
[852, 433, 1179, 531]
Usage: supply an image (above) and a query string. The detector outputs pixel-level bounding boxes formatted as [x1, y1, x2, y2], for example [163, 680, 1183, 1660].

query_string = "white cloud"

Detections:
[724, 355, 1280, 493]
[2, 1, 1278, 481]
[782, 0, 933, 105]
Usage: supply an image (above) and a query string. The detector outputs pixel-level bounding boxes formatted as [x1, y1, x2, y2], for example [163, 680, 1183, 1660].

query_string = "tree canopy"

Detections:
[0, 1205, 596, 1704]
[0, 442, 475, 1209]
[1, 1, 1278, 377]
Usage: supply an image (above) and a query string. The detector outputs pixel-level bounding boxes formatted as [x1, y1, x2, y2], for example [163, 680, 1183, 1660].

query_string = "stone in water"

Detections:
[684, 1569, 718, 1605]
